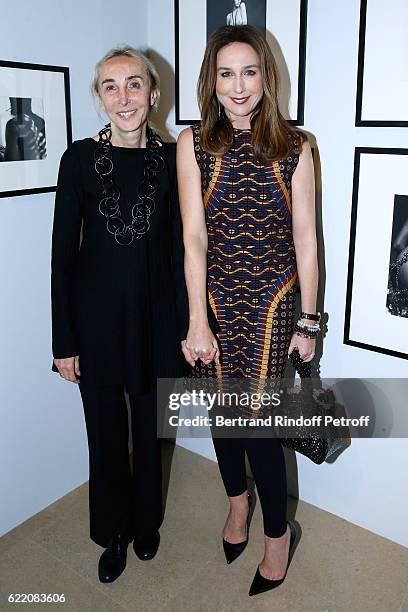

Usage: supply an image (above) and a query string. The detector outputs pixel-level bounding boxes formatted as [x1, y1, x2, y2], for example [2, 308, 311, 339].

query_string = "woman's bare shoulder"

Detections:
[177, 127, 193, 144]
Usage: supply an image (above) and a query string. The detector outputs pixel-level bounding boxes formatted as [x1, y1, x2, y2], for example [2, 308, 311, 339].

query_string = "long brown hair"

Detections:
[197, 26, 305, 162]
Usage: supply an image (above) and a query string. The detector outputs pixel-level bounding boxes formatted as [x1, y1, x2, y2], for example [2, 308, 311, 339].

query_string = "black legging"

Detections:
[79, 384, 162, 548]
[212, 436, 287, 538]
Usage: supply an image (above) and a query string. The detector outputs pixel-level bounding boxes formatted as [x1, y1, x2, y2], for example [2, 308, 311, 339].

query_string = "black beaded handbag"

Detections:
[279, 349, 349, 464]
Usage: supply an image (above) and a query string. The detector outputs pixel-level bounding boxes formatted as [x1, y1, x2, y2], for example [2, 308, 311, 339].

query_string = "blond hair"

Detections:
[91, 45, 160, 111]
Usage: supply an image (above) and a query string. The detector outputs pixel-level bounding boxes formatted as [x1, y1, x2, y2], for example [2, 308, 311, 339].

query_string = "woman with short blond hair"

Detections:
[51, 45, 187, 583]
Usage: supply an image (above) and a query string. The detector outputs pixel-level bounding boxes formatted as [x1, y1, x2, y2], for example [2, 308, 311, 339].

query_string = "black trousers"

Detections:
[79, 384, 162, 548]
[212, 436, 287, 538]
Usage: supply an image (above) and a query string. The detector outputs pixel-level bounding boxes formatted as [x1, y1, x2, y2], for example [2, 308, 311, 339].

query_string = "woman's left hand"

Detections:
[181, 340, 196, 367]
[288, 334, 315, 362]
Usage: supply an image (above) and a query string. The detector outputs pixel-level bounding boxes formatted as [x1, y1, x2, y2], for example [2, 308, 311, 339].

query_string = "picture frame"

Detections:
[344, 148, 408, 360]
[174, 0, 308, 125]
[0, 59, 72, 198]
[355, 0, 408, 127]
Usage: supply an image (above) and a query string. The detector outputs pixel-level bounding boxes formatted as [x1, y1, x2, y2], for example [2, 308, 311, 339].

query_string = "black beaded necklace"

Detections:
[94, 123, 165, 245]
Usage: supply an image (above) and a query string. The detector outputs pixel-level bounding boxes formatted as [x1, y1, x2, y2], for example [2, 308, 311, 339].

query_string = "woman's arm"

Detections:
[168, 145, 190, 344]
[290, 138, 318, 361]
[51, 144, 83, 382]
[240, 2, 247, 24]
[393, 219, 408, 254]
[176, 128, 219, 364]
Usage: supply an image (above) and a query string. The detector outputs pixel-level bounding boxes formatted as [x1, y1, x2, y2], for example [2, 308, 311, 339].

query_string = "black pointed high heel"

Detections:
[223, 491, 254, 564]
[248, 520, 299, 596]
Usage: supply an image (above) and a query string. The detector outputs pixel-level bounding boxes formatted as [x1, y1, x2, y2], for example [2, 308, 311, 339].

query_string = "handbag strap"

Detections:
[288, 348, 314, 401]
[289, 347, 312, 378]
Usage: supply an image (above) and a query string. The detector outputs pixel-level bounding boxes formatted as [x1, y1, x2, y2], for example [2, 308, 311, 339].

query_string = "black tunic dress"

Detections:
[51, 138, 188, 395]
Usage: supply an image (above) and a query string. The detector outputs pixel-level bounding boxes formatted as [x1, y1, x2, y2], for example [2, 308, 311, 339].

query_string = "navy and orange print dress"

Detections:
[191, 123, 301, 381]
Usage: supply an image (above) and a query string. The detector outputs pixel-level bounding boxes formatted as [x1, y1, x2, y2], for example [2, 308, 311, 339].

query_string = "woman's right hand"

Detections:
[54, 355, 81, 383]
[184, 324, 220, 366]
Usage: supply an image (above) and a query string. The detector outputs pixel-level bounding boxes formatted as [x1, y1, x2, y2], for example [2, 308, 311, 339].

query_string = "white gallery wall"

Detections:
[0, 0, 148, 537]
[147, 0, 408, 546]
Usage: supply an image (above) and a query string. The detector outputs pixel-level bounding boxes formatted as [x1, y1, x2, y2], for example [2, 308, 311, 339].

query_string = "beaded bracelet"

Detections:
[294, 320, 320, 339]
[296, 321, 320, 332]
[297, 320, 320, 328]
[295, 330, 319, 339]
[295, 323, 320, 336]
[294, 328, 319, 339]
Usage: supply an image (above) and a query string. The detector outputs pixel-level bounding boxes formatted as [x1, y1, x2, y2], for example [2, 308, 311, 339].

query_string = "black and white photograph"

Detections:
[356, 0, 408, 126]
[207, 0, 266, 38]
[0, 60, 71, 197]
[175, 0, 307, 125]
[386, 195, 408, 318]
[0, 96, 47, 162]
[344, 148, 408, 360]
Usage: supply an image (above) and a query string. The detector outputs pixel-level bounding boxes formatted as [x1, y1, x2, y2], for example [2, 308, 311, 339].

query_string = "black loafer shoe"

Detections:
[98, 533, 131, 583]
[133, 531, 160, 561]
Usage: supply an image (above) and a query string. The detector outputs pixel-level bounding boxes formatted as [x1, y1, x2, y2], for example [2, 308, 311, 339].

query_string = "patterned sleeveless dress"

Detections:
[191, 124, 300, 383]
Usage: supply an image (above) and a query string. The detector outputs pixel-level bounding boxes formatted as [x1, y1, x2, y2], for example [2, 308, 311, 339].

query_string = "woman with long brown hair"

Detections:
[177, 26, 318, 596]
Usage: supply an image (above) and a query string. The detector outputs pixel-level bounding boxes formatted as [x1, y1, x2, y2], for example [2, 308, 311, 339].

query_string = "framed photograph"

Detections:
[356, 0, 408, 127]
[175, 0, 308, 125]
[344, 148, 408, 360]
[0, 60, 72, 198]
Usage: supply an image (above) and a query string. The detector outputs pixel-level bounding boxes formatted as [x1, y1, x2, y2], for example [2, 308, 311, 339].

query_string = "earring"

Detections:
[218, 100, 222, 118]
